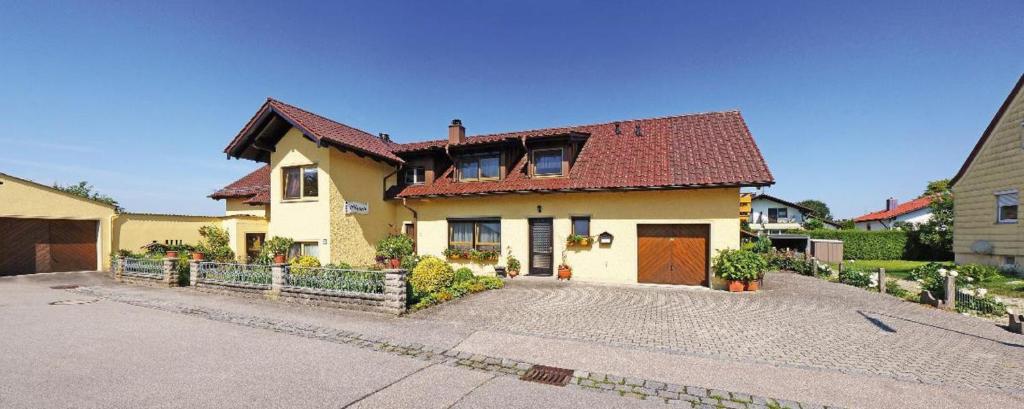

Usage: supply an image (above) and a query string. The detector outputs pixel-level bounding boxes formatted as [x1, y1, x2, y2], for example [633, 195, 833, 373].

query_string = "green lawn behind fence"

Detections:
[841, 259, 1024, 298]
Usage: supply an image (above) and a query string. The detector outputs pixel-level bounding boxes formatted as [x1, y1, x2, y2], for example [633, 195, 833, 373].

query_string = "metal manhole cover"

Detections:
[49, 299, 100, 305]
[50, 285, 81, 290]
[520, 365, 574, 386]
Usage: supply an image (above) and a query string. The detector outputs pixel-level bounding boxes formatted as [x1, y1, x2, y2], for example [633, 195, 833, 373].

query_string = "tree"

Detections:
[52, 181, 121, 212]
[921, 179, 951, 197]
[796, 199, 832, 221]
[802, 218, 825, 230]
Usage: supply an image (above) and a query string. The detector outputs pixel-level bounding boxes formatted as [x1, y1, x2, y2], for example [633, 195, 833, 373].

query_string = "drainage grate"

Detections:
[50, 285, 80, 290]
[520, 365, 574, 386]
[49, 299, 99, 305]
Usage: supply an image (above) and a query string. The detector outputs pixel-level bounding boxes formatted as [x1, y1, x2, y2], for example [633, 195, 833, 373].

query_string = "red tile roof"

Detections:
[391, 111, 774, 198]
[218, 101, 775, 200]
[209, 165, 270, 203]
[853, 196, 933, 222]
[225, 98, 403, 164]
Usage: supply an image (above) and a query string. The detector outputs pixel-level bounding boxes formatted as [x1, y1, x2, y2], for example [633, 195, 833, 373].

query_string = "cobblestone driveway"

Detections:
[413, 273, 1024, 393]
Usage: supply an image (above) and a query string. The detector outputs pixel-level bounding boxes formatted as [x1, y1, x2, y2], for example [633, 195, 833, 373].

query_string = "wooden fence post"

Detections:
[878, 268, 886, 294]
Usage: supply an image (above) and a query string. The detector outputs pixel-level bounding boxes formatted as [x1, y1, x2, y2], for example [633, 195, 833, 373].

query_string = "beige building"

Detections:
[215, 98, 774, 287]
[0, 173, 116, 274]
[951, 73, 1024, 267]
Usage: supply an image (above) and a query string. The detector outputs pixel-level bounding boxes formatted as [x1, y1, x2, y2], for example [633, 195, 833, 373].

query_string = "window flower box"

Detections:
[566, 234, 593, 248]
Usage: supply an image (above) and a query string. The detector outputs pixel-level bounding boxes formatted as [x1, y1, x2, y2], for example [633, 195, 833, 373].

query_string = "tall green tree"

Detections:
[52, 181, 121, 212]
[921, 178, 951, 197]
[796, 199, 832, 221]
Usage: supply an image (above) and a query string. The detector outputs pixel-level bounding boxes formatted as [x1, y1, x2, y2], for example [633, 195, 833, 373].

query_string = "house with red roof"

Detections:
[853, 196, 934, 231]
[210, 98, 774, 287]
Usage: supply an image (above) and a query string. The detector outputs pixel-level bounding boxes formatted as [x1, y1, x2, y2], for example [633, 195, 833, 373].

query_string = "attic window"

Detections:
[404, 167, 425, 185]
[459, 154, 500, 182]
[533, 148, 563, 176]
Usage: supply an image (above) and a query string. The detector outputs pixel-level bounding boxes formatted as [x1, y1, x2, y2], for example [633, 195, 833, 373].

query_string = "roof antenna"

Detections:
[614, 122, 621, 135]
[634, 124, 642, 136]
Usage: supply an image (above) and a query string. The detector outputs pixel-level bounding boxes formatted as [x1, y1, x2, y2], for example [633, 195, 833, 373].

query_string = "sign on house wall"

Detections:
[344, 201, 369, 215]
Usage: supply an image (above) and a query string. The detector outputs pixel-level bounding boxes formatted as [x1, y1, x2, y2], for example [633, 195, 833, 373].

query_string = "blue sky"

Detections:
[1, 1, 1021, 218]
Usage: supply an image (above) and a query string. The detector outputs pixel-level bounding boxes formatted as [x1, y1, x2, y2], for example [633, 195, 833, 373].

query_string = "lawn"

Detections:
[841, 259, 1024, 299]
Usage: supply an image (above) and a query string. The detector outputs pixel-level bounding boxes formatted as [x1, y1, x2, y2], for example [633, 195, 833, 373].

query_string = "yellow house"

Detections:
[951, 73, 1024, 267]
[0, 173, 116, 274]
[217, 98, 774, 286]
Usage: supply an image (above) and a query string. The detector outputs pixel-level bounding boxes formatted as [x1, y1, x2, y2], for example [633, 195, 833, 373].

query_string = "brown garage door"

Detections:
[637, 224, 709, 285]
[0, 218, 97, 275]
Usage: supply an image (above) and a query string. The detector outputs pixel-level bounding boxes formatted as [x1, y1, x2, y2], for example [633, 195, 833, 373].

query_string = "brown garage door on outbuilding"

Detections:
[0, 218, 97, 275]
[637, 224, 709, 286]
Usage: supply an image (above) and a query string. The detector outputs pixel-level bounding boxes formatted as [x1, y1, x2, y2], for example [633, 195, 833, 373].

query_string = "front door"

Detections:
[245, 233, 266, 262]
[528, 218, 553, 276]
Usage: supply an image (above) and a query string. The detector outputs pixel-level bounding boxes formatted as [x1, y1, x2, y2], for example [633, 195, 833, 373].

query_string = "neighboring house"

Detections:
[748, 194, 815, 233]
[215, 98, 774, 286]
[739, 192, 752, 223]
[853, 197, 933, 231]
[0, 172, 116, 275]
[950, 73, 1024, 267]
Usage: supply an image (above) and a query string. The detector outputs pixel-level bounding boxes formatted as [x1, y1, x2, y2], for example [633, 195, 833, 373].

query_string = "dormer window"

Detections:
[533, 148, 564, 176]
[404, 167, 426, 185]
[458, 153, 500, 182]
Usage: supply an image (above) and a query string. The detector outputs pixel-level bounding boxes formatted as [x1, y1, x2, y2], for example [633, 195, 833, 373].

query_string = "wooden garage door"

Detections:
[0, 218, 97, 275]
[637, 224, 709, 285]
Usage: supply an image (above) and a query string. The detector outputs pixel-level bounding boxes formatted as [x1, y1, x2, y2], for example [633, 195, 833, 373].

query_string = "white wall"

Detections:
[855, 207, 933, 231]
[749, 198, 805, 230]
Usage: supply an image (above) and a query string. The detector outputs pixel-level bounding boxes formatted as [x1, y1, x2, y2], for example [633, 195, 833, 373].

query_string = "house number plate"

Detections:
[344, 201, 369, 215]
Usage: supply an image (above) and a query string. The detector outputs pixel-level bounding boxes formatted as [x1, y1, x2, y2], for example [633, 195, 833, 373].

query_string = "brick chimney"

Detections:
[448, 119, 465, 145]
[886, 197, 898, 211]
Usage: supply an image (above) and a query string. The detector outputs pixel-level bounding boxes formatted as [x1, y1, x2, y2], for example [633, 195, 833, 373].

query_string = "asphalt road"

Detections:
[0, 272, 661, 409]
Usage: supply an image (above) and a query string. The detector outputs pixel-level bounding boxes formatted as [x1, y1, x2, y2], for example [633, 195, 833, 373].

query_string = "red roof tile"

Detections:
[853, 196, 933, 222]
[391, 111, 774, 197]
[210, 165, 270, 200]
[225, 98, 403, 164]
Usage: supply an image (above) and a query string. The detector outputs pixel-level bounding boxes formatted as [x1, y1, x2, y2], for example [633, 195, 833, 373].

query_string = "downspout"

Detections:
[443, 145, 456, 181]
[401, 197, 419, 254]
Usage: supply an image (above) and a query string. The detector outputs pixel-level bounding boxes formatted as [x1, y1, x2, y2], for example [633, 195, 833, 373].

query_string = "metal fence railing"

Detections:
[123, 258, 164, 278]
[954, 288, 1005, 316]
[197, 262, 272, 287]
[284, 266, 385, 294]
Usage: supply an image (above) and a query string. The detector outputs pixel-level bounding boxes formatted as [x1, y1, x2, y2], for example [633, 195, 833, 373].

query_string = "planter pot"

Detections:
[579, 238, 590, 246]
[389, 258, 402, 269]
[449, 254, 461, 260]
[191, 252, 205, 261]
[727, 280, 745, 292]
[165, 250, 178, 258]
[508, 270, 519, 279]
[273, 254, 286, 264]
[745, 280, 760, 291]
[557, 267, 572, 280]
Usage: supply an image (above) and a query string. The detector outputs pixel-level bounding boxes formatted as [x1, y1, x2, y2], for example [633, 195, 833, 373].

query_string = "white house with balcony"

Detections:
[748, 194, 819, 233]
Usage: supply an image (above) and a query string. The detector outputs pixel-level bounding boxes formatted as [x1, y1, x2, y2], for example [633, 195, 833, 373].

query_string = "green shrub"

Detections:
[885, 279, 909, 298]
[957, 263, 999, 283]
[505, 248, 521, 274]
[410, 256, 455, 296]
[713, 249, 767, 281]
[805, 230, 907, 260]
[197, 225, 235, 262]
[400, 254, 421, 271]
[262, 236, 294, 259]
[454, 267, 475, 283]
[289, 255, 321, 275]
[375, 234, 414, 260]
[476, 276, 504, 290]
[324, 262, 353, 270]
[838, 269, 875, 288]
[750, 236, 772, 254]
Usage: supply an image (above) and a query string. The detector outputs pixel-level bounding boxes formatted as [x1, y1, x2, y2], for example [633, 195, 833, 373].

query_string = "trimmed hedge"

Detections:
[805, 230, 907, 260]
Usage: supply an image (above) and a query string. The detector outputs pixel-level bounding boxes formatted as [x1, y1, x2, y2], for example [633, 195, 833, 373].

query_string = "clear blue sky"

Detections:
[1, 1, 1021, 218]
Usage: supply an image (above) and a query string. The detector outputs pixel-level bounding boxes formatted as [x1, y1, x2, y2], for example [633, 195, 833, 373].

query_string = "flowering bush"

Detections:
[838, 269, 876, 288]
[955, 287, 1007, 316]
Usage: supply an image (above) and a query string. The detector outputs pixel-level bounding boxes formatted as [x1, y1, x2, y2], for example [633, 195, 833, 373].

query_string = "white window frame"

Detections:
[404, 167, 425, 185]
[995, 189, 1018, 224]
[282, 165, 318, 200]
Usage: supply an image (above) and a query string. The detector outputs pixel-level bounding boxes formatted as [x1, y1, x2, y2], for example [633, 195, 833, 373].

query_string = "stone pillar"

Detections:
[838, 261, 844, 276]
[116, 256, 125, 281]
[810, 257, 818, 276]
[270, 263, 289, 296]
[383, 269, 409, 315]
[163, 257, 179, 287]
[878, 268, 886, 294]
[189, 261, 200, 286]
[943, 274, 956, 310]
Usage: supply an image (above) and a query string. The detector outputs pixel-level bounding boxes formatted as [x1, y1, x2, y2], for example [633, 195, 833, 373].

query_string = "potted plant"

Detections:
[376, 234, 413, 269]
[566, 234, 593, 247]
[713, 249, 765, 292]
[506, 248, 521, 278]
[165, 250, 179, 258]
[557, 252, 572, 280]
[264, 236, 294, 264]
[443, 247, 463, 260]
[191, 249, 205, 261]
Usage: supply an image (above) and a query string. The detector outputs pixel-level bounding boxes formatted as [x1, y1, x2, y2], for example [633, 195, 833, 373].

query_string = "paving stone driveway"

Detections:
[413, 273, 1024, 393]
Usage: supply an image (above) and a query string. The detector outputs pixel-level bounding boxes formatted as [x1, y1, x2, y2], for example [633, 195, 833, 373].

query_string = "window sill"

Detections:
[533, 173, 565, 178]
[996, 220, 1018, 225]
[280, 198, 319, 204]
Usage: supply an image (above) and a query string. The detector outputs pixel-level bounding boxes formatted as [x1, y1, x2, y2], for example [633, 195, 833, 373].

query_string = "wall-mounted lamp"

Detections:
[537, 205, 542, 213]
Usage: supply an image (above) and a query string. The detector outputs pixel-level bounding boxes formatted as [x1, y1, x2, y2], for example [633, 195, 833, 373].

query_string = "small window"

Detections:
[458, 154, 500, 181]
[996, 190, 1018, 224]
[1005, 256, 1017, 266]
[534, 148, 563, 176]
[283, 165, 318, 200]
[571, 216, 590, 236]
[448, 219, 501, 251]
[288, 242, 319, 259]
[404, 167, 426, 185]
